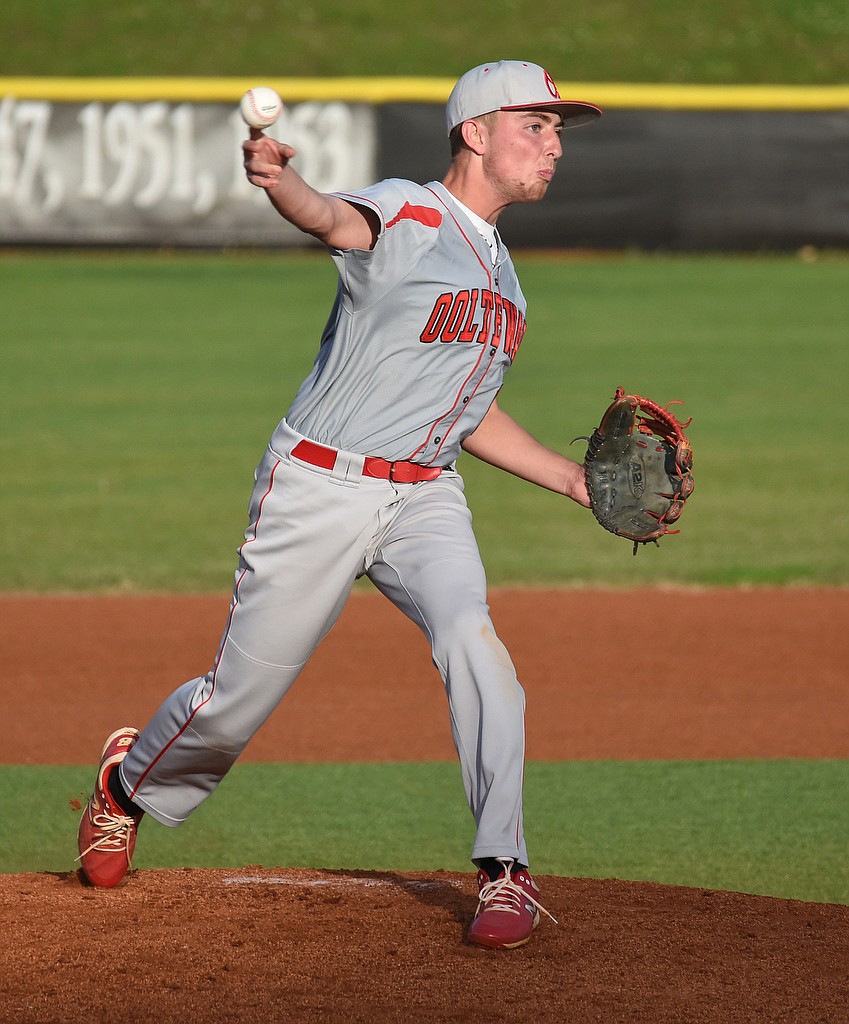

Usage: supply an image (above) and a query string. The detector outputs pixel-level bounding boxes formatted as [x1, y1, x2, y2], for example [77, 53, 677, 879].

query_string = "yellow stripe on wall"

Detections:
[1, 77, 848, 110]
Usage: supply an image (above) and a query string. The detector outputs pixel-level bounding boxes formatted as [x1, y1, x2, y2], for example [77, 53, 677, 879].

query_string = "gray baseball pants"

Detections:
[119, 419, 529, 866]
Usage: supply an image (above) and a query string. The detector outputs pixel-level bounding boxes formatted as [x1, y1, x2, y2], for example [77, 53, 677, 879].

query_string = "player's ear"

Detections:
[461, 118, 488, 155]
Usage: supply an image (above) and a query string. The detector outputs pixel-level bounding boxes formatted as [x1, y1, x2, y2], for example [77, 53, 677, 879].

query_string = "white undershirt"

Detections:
[448, 195, 499, 266]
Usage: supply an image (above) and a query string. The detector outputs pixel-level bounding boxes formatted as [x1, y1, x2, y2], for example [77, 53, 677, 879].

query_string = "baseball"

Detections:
[239, 87, 283, 129]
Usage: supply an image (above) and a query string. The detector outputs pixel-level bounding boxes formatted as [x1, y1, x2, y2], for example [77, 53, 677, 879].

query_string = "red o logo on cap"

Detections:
[543, 70, 561, 99]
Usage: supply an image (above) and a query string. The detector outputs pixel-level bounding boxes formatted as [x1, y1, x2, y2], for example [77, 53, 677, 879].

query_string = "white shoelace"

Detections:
[76, 805, 137, 862]
[477, 857, 558, 925]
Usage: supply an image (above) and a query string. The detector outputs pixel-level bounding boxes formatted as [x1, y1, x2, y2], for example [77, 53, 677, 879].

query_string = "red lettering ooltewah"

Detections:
[419, 290, 526, 361]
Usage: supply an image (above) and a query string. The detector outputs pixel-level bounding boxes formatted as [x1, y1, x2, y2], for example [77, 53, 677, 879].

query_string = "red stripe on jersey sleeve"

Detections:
[385, 202, 443, 230]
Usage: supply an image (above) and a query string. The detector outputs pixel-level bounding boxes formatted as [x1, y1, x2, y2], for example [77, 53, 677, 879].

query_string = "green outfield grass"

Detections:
[3, 0, 847, 82]
[5, 760, 847, 905]
[2, 251, 847, 591]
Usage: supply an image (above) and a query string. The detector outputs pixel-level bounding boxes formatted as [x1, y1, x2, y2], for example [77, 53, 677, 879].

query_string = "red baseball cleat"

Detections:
[77, 727, 142, 888]
[466, 858, 557, 949]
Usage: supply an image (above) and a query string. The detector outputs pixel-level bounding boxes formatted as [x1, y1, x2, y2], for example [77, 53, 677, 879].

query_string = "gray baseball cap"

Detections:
[446, 60, 602, 136]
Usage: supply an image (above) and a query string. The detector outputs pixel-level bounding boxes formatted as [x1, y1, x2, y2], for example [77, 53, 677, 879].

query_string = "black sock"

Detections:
[478, 858, 527, 882]
[108, 766, 144, 818]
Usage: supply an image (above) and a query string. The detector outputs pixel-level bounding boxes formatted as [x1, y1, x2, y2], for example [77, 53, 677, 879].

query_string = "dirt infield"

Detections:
[2, 588, 848, 1023]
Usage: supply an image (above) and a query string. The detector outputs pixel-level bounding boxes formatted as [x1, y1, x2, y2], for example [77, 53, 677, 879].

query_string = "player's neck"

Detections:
[441, 163, 507, 226]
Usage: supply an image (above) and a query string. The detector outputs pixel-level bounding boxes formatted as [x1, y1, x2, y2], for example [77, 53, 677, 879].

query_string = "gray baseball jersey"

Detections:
[286, 179, 527, 463]
[119, 176, 533, 869]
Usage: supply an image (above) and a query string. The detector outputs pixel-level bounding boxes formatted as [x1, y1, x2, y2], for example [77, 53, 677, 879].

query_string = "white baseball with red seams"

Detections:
[239, 87, 283, 128]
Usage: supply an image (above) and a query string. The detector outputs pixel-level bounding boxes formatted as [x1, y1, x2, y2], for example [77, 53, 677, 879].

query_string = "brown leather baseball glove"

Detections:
[578, 387, 694, 554]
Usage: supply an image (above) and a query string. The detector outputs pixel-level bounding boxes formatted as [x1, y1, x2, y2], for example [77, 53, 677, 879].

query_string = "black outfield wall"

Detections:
[377, 104, 849, 250]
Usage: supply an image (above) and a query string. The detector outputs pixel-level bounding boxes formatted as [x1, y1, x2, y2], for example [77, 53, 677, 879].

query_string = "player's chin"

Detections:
[521, 180, 552, 203]
[504, 176, 553, 205]
[528, 169, 556, 195]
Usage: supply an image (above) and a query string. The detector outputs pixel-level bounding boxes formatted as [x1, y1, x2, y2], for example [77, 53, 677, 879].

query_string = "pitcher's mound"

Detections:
[2, 867, 848, 1023]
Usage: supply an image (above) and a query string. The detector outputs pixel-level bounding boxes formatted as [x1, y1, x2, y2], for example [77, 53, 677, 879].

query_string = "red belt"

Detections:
[291, 439, 443, 484]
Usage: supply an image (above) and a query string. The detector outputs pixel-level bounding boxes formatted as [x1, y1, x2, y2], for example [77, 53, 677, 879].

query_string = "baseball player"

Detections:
[77, 60, 602, 951]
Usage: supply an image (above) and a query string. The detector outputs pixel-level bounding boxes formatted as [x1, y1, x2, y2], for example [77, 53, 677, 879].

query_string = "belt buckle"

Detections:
[388, 461, 417, 484]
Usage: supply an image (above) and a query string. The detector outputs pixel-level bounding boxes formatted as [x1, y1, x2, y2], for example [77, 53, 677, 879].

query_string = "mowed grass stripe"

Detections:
[4, 760, 847, 906]
[3, 252, 848, 590]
